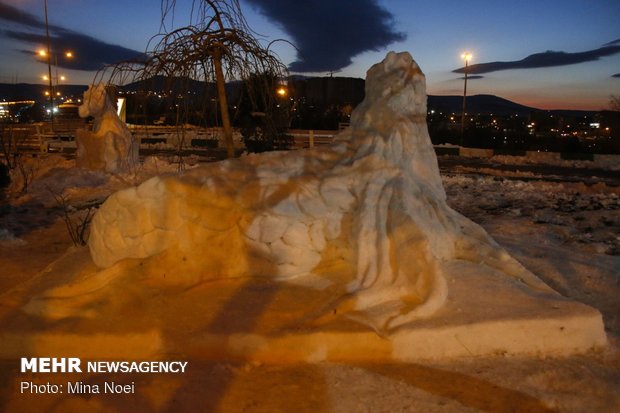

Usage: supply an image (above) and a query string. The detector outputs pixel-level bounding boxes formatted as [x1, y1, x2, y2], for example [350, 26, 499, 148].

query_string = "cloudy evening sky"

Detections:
[0, 0, 619, 110]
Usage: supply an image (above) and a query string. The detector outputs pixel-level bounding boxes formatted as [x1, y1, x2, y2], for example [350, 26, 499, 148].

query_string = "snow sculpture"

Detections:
[76, 84, 138, 173]
[89, 52, 545, 332]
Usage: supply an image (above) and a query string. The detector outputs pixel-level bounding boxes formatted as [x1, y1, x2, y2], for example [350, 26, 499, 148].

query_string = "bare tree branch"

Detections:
[103, 0, 289, 158]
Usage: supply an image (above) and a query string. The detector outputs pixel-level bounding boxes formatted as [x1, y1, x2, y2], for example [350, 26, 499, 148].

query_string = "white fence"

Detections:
[4, 123, 618, 168]
[287, 129, 338, 149]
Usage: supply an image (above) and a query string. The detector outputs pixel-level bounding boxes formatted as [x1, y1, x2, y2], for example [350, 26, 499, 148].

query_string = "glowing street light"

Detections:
[42, 74, 66, 82]
[38, 47, 72, 117]
[276, 86, 287, 97]
[40, 0, 74, 124]
[43, 0, 55, 122]
[460, 52, 473, 144]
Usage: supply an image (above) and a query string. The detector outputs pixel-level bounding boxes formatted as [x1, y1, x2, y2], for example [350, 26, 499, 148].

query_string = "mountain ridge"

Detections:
[0, 81, 597, 116]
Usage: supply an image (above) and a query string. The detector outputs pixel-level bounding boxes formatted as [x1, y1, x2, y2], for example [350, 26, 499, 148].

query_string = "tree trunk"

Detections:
[213, 52, 235, 158]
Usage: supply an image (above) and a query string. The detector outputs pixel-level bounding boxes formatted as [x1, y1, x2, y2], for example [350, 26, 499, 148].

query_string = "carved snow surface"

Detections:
[76, 84, 138, 173]
[89, 52, 547, 332]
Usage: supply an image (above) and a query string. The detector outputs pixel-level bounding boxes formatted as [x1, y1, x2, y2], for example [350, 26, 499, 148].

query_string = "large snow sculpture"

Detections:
[89, 52, 546, 332]
[76, 84, 138, 173]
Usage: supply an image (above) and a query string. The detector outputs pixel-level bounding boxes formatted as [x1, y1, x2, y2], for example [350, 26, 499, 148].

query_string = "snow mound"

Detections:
[89, 52, 556, 332]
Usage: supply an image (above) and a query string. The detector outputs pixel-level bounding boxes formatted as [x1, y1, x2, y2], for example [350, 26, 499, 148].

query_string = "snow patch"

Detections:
[0, 228, 26, 246]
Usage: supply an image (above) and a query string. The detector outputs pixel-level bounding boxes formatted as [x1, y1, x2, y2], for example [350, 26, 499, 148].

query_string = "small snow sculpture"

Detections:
[76, 84, 138, 173]
[88, 52, 545, 332]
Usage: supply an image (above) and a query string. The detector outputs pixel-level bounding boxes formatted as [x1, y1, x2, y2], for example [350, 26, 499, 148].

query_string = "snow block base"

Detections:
[0, 249, 606, 362]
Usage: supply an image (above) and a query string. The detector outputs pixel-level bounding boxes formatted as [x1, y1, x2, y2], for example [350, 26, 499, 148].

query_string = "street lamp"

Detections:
[460, 52, 473, 145]
[41, 1, 74, 124]
[42, 74, 66, 83]
[38, 49, 73, 119]
[43, 0, 54, 123]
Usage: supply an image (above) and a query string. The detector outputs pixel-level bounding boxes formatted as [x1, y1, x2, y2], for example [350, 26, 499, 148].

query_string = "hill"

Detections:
[427, 94, 536, 116]
[0, 83, 88, 101]
[427, 94, 595, 117]
[0, 81, 597, 117]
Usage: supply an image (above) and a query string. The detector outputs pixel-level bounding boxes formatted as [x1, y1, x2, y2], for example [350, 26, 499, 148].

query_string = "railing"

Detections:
[128, 125, 242, 150]
[37, 119, 90, 152]
[2, 123, 342, 154]
[287, 129, 338, 149]
[1, 124, 45, 152]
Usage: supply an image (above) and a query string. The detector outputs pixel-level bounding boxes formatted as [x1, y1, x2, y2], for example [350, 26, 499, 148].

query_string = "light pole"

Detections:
[39, 49, 73, 122]
[460, 52, 472, 146]
[41, 1, 73, 125]
[43, 0, 54, 124]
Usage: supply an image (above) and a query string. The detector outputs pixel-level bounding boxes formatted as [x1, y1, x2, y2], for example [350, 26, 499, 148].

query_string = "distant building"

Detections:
[0, 100, 35, 122]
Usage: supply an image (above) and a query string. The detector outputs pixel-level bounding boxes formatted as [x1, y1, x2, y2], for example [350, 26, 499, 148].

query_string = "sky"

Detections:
[0, 0, 619, 110]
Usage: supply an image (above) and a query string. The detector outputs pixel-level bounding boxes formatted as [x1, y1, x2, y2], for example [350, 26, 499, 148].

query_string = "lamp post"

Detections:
[43, 0, 54, 124]
[39, 50, 73, 122]
[42, 1, 73, 125]
[460, 52, 472, 146]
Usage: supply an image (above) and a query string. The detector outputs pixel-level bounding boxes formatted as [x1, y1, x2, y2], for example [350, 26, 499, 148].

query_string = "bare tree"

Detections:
[106, 0, 288, 158]
[50, 190, 97, 246]
[0, 124, 38, 193]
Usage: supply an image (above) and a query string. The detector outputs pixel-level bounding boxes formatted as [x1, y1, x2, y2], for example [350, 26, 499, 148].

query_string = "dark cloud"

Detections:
[613, 73, 620, 78]
[4, 29, 145, 71]
[457, 75, 484, 80]
[453, 43, 620, 74]
[0, 1, 144, 72]
[245, 0, 406, 73]
[0, 2, 60, 30]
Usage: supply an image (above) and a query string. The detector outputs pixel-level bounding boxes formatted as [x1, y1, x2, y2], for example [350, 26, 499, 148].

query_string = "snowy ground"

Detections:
[0, 154, 619, 412]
